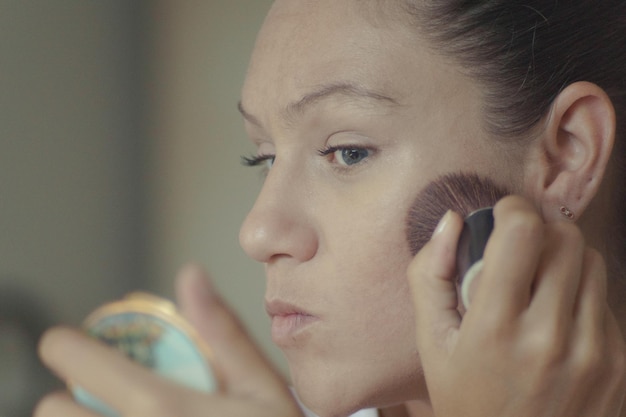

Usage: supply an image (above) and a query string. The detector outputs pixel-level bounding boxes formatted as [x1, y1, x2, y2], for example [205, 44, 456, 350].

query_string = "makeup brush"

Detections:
[405, 172, 510, 307]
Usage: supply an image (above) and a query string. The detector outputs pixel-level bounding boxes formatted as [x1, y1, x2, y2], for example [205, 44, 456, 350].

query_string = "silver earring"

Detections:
[560, 206, 575, 220]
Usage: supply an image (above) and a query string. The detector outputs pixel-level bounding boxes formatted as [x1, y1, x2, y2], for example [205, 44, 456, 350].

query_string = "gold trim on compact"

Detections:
[71, 292, 221, 417]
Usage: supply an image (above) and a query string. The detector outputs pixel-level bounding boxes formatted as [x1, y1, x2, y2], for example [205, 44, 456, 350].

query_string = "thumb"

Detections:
[175, 264, 287, 400]
[408, 210, 464, 366]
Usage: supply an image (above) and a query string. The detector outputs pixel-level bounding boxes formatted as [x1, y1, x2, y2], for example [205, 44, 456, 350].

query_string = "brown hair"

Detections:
[405, 1, 626, 275]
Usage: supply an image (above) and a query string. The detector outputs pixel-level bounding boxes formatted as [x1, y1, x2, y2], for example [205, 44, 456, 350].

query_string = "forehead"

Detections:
[254, 0, 412, 54]
[241, 0, 440, 120]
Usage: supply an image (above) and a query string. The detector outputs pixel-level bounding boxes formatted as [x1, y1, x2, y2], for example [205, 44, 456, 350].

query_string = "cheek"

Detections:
[286, 169, 436, 409]
[319, 182, 418, 321]
[320, 176, 416, 253]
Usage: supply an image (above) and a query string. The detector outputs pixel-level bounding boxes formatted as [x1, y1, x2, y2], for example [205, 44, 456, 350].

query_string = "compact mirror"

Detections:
[72, 292, 219, 417]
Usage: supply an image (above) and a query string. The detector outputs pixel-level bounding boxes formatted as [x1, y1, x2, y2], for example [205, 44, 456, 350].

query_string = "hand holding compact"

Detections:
[34, 266, 302, 417]
[408, 196, 626, 417]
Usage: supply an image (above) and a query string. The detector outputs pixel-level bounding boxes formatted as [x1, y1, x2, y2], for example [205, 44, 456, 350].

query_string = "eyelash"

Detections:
[241, 145, 373, 168]
[317, 145, 361, 157]
[241, 154, 275, 167]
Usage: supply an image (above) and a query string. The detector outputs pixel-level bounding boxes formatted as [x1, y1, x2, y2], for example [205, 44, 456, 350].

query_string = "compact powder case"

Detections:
[71, 293, 220, 417]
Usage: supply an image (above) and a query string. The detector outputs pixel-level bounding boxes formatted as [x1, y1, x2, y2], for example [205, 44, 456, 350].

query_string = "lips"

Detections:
[265, 299, 319, 346]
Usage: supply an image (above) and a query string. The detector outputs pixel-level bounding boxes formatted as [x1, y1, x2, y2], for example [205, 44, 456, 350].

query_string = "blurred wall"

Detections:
[1, 2, 284, 415]
[0, 0, 145, 325]
[144, 0, 284, 374]
[0, 1, 146, 415]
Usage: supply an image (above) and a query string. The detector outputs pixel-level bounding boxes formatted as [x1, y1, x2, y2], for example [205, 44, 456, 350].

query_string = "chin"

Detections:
[294, 389, 362, 417]
[289, 362, 370, 417]
[288, 356, 424, 417]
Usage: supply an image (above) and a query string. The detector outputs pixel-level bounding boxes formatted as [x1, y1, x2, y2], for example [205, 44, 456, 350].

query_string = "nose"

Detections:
[239, 166, 318, 264]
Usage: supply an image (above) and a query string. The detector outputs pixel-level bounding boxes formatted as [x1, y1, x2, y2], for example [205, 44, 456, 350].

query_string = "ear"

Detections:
[524, 81, 616, 222]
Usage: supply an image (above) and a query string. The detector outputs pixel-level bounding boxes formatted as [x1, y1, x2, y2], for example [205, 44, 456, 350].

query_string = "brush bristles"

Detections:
[406, 172, 510, 255]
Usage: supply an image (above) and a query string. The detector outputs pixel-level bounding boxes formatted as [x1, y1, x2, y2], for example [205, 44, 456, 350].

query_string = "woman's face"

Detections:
[239, 0, 519, 415]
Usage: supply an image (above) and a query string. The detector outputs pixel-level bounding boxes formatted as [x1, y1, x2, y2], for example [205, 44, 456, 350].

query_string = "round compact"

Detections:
[72, 293, 219, 417]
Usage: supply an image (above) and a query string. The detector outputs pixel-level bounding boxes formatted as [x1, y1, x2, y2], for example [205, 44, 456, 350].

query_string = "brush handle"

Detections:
[456, 207, 494, 308]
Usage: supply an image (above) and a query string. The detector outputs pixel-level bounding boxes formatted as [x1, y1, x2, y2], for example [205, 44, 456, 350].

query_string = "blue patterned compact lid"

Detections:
[72, 293, 219, 417]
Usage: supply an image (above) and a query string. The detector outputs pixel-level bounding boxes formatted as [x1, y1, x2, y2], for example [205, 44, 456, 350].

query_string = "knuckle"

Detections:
[537, 342, 567, 368]
[552, 221, 584, 246]
[584, 247, 606, 271]
[478, 313, 513, 341]
[571, 339, 604, 381]
[503, 210, 543, 242]
[521, 328, 567, 368]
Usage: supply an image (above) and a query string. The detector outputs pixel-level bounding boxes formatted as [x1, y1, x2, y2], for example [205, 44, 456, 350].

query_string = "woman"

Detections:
[35, 1, 626, 416]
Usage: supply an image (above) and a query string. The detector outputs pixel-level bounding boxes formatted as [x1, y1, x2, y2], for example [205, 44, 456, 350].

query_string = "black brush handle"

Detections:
[456, 207, 494, 284]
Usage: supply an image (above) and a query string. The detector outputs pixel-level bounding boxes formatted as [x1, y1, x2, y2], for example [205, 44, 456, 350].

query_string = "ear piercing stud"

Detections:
[560, 206, 575, 220]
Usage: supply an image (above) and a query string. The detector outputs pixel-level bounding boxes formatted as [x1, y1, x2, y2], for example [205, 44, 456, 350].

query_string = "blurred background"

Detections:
[0, 1, 279, 415]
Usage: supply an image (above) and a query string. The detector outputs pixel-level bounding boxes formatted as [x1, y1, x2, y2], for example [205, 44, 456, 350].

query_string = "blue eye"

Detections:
[318, 146, 370, 167]
[337, 148, 369, 166]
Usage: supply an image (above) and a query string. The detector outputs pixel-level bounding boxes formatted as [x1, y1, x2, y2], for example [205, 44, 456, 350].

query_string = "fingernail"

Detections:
[433, 210, 452, 238]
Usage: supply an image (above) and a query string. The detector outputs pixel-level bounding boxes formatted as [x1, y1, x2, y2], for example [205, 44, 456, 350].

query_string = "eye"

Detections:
[241, 154, 275, 169]
[318, 146, 371, 167]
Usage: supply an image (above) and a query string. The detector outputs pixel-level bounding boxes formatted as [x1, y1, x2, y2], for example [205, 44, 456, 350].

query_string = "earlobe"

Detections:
[525, 81, 616, 222]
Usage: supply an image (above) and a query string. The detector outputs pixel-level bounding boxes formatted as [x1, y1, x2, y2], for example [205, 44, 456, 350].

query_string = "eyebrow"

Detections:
[237, 82, 400, 127]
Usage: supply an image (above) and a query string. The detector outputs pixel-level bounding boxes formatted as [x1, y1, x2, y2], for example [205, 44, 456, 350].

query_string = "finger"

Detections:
[571, 249, 609, 384]
[38, 326, 167, 414]
[574, 248, 607, 326]
[527, 223, 585, 330]
[575, 309, 625, 417]
[475, 196, 544, 318]
[569, 251, 615, 416]
[34, 391, 102, 417]
[602, 311, 626, 417]
[408, 210, 464, 361]
[175, 265, 287, 400]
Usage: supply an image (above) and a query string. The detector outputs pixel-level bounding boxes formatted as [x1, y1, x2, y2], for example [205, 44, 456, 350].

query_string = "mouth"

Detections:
[265, 299, 319, 345]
